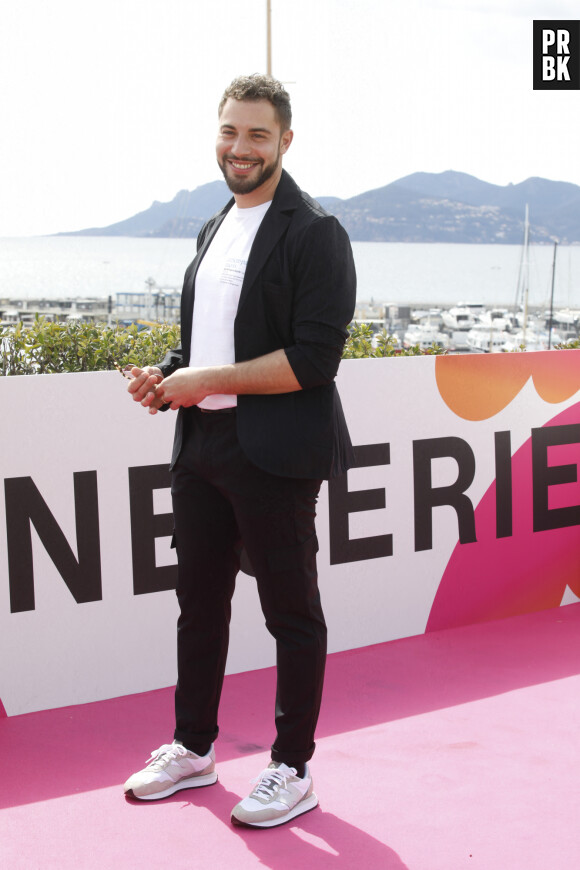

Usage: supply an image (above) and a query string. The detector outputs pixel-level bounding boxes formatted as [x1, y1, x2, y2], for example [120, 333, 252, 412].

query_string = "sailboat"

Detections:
[514, 204, 531, 347]
[512, 206, 561, 351]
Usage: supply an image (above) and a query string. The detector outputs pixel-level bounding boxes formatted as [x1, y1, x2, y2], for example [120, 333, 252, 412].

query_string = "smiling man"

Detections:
[123, 74, 356, 828]
[216, 93, 291, 199]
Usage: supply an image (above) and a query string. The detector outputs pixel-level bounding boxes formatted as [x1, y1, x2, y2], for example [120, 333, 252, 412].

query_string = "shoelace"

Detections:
[251, 767, 296, 799]
[146, 743, 188, 767]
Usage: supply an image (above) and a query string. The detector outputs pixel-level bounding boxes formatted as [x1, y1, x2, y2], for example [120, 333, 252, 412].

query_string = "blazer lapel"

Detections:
[236, 170, 299, 315]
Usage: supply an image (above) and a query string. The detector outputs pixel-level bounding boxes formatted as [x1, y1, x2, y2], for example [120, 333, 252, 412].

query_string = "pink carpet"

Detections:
[1, 603, 579, 869]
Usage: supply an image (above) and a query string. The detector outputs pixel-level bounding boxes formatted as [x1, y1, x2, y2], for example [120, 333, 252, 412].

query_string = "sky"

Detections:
[1, 0, 579, 237]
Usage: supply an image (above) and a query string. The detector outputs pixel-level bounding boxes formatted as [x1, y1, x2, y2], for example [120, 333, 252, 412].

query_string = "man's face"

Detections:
[216, 98, 293, 205]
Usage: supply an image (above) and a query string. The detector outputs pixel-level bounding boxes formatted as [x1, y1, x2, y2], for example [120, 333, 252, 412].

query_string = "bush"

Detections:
[342, 323, 447, 358]
[1, 317, 447, 376]
[555, 338, 580, 349]
[0, 318, 181, 376]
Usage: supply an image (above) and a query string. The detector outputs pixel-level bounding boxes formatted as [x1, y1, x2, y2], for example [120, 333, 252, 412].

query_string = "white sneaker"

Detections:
[231, 762, 318, 828]
[123, 741, 217, 800]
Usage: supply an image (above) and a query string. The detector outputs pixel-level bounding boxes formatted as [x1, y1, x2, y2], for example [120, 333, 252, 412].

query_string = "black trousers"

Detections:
[171, 406, 326, 768]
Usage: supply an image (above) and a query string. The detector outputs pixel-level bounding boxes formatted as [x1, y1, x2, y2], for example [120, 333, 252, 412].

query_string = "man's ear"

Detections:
[280, 129, 293, 155]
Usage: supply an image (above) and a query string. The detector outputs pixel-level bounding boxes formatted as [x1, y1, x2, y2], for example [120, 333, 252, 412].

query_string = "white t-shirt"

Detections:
[190, 200, 271, 409]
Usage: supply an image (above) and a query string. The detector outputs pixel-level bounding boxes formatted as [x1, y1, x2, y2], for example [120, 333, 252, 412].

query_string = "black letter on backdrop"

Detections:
[532, 424, 580, 532]
[413, 437, 477, 551]
[495, 430, 513, 538]
[5, 472, 102, 613]
[328, 443, 392, 564]
[129, 464, 177, 594]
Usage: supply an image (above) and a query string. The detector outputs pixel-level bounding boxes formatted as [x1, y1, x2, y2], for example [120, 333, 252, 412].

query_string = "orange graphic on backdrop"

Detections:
[435, 349, 580, 421]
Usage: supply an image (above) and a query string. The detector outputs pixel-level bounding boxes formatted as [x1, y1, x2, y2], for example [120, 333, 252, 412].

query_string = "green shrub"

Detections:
[0, 317, 181, 376]
[1, 317, 446, 376]
[555, 338, 580, 349]
[5, 316, 573, 376]
[342, 322, 447, 358]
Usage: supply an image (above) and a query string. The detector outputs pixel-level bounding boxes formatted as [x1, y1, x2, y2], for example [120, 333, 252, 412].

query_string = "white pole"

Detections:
[522, 204, 529, 348]
[266, 0, 272, 75]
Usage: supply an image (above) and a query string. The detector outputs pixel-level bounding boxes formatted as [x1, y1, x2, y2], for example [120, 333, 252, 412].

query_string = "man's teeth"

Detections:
[231, 161, 255, 169]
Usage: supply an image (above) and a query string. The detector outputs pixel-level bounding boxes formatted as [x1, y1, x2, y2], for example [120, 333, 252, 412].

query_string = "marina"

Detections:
[0, 284, 181, 328]
[352, 298, 575, 353]
[1, 289, 578, 354]
[1, 235, 578, 352]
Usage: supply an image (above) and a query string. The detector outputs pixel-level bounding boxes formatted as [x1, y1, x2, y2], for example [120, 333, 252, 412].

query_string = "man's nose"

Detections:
[232, 134, 252, 155]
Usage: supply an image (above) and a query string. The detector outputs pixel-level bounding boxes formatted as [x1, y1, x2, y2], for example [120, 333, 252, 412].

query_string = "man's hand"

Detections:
[126, 352, 300, 415]
[152, 352, 300, 411]
[155, 367, 209, 411]
[126, 366, 165, 415]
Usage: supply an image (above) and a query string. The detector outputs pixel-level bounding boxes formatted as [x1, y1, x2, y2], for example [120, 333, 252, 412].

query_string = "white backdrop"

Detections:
[1, 352, 579, 715]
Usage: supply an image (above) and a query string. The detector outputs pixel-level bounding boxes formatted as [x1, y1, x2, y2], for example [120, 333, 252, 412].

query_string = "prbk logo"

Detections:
[533, 20, 580, 89]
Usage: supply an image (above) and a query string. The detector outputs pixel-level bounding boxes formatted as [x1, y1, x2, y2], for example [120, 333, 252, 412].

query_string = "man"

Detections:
[123, 74, 356, 828]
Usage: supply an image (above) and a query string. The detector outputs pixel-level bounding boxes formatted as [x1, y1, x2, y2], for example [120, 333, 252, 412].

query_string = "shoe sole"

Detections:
[125, 771, 218, 801]
[230, 791, 319, 828]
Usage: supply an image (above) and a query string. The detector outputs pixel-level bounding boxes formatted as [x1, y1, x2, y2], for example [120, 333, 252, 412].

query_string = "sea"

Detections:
[0, 235, 578, 310]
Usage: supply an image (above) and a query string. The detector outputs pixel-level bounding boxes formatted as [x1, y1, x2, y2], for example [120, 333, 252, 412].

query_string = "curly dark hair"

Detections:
[218, 74, 292, 130]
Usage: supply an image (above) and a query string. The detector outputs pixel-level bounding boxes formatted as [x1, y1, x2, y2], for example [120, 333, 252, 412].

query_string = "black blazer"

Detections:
[158, 170, 357, 480]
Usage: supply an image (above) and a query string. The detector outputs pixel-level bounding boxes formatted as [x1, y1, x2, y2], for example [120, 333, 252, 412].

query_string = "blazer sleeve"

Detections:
[284, 215, 356, 389]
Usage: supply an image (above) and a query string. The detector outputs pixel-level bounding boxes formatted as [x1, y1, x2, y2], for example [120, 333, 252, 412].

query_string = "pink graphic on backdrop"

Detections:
[427, 402, 580, 632]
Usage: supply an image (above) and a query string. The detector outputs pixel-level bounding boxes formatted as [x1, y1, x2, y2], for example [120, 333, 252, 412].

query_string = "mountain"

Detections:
[69, 181, 230, 239]
[64, 171, 580, 243]
[318, 171, 580, 243]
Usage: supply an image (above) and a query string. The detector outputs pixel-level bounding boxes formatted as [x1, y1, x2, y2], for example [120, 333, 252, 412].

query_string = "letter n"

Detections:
[5, 472, 102, 613]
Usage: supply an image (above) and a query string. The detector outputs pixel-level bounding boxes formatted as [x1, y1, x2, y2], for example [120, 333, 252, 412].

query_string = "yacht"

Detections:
[477, 308, 514, 332]
[502, 327, 563, 352]
[441, 305, 478, 331]
[466, 324, 511, 353]
[403, 322, 450, 351]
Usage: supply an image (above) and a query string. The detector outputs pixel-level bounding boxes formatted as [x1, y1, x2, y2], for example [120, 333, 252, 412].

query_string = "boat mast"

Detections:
[548, 240, 558, 349]
[521, 204, 530, 348]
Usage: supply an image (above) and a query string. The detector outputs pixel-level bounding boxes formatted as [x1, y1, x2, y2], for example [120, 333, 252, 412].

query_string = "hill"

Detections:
[64, 171, 580, 243]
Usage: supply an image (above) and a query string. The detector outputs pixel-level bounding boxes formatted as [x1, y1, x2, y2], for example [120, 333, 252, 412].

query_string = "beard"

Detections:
[218, 151, 281, 195]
